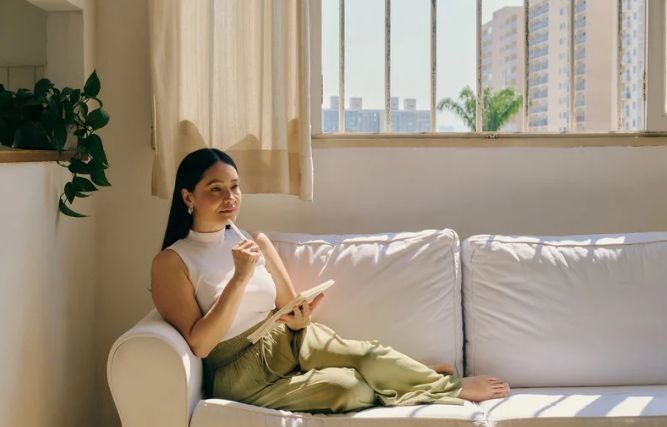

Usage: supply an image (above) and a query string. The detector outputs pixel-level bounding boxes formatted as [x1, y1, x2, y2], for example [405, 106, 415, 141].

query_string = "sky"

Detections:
[321, 0, 522, 131]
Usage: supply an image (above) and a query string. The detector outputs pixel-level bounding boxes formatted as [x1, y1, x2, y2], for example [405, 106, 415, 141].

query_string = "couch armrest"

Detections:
[107, 309, 202, 427]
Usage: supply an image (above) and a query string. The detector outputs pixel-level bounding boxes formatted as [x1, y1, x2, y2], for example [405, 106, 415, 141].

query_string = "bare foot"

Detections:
[429, 363, 455, 375]
[458, 376, 510, 402]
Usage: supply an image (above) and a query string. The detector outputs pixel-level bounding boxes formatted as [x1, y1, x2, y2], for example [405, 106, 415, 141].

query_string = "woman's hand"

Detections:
[231, 239, 261, 282]
[277, 293, 325, 331]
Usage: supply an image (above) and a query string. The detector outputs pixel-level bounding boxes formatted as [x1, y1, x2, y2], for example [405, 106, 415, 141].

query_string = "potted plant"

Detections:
[0, 71, 110, 217]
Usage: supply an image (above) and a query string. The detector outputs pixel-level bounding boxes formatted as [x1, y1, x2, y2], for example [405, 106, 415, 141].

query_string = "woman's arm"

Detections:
[248, 231, 297, 309]
[249, 231, 325, 330]
[151, 241, 257, 358]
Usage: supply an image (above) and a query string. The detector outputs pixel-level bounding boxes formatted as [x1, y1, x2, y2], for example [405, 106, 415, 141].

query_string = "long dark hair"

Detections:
[161, 148, 238, 250]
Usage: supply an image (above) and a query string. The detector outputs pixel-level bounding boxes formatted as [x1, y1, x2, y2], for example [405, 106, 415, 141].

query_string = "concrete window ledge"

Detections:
[312, 132, 667, 149]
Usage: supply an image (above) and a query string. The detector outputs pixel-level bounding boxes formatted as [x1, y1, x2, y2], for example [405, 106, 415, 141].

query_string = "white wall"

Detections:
[240, 145, 667, 237]
[0, 163, 97, 427]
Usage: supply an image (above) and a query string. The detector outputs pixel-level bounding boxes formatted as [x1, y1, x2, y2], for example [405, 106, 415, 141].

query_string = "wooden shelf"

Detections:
[0, 147, 73, 163]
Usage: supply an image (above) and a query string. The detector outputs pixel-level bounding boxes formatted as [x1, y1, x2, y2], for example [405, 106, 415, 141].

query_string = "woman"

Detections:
[151, 148, 510, 414]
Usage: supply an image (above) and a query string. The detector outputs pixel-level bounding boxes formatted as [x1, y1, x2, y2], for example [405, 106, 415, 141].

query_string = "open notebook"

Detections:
[246, 279, 335, 343]
[226, 221, 336, 344]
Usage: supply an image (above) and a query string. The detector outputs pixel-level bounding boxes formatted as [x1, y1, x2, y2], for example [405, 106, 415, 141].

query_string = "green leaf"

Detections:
[68, 158, 91, 174]
[53, 124, 67, 150]
[74, 191, 90, 198]
[74, 128, 87, 137]
[71, 89, 81, 104]
[83, 70, 100, 98]
[59, 199, 87, 218]
[85, 108, 109, 130]
[64, 182, 75, 203]
[64, 103, 74, 123]
[84, 134, 108, 166]
[90, 168, 111, 186]
[41, 108, 58, 133]
[24, 96, 41, 107]
[0, 90, 13, 109]
[77, 141, 88, 155]
[88, 157, 105, 170]
[47, 95, 62, 118]
[72, 176, 97, 192]
[16, 89, 32, 102]
[34, 78, 53, 98]
[78, 102, 88, 117]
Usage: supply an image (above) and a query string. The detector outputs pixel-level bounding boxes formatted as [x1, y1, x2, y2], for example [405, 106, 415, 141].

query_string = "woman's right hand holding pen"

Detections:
[232, 239, 262, 282]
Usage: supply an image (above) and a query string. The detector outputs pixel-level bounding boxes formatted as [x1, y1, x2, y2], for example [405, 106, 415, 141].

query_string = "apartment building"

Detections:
[482, 0, 644, 132]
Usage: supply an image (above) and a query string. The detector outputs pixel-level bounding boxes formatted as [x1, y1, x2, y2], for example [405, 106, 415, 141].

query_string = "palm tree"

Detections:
[437, 85, 523, 132]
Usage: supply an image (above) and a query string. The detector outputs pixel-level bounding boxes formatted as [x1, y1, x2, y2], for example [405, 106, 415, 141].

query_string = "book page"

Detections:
[247, 279, 335, 343]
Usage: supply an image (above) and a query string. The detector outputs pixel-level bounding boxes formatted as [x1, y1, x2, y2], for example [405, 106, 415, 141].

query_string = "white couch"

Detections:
[107, 229, 667, 426]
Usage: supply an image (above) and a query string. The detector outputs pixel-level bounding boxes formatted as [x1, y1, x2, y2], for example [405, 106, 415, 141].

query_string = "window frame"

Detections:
[645, 0, 667, 131]
[310, 0, 667, 138]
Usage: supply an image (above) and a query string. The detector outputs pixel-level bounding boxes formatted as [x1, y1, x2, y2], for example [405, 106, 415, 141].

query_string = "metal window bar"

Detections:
[338, 0, 345, 133]
[476, 0, 483, 132]
[523, 0, 529, 131]
[385, 0, 391, 132]
[569, 0, 575, 132]
[209, 0, 215, 146]
[430, 0, 437, 132]
[617, 0, 622, 130]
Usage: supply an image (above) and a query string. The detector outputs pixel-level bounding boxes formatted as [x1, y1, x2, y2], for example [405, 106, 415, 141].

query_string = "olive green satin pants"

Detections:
[203, 312, 463, 414]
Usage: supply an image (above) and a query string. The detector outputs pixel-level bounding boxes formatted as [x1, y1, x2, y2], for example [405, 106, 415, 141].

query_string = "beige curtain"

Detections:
[148, 0, 314, 201]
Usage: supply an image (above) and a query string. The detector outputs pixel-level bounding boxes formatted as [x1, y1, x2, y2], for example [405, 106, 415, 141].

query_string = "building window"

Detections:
[319, 0, 650, 134]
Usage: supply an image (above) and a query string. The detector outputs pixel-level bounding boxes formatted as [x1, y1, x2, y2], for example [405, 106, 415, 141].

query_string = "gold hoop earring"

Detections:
[188, 206, 194, 215]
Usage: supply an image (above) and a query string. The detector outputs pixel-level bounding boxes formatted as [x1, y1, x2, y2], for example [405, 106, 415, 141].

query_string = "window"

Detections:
[316, 0, 666, 134]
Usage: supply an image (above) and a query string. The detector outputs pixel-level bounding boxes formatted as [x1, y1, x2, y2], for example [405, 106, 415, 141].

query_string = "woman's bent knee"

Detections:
[326, 368, 375, 412]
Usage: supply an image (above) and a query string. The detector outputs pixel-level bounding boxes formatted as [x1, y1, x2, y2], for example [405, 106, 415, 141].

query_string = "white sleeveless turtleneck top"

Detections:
[166, 224, 277, 342]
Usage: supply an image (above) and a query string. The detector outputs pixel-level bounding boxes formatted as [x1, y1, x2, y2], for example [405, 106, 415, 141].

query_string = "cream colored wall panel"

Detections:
[46, 11, 84, 87]
[35, 66, 45, 81]
[0, 0, 47, 66]
[8, 66, 36, 91]
[0, 67, 8, 88]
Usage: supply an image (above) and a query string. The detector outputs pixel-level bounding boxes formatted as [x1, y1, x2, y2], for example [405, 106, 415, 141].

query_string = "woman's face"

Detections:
[183, 161, 241, 231]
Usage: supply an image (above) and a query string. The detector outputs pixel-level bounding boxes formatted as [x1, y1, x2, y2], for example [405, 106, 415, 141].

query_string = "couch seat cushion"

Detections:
[479, 386, 667, 426]
[191, 398, 486, 427]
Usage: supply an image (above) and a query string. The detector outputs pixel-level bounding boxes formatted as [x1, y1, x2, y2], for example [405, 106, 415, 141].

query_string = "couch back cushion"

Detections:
[462, 232, 667, 387]
[265, 229, 464, 375]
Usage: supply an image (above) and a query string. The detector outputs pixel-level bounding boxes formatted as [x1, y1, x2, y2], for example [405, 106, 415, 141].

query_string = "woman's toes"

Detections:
[495, 390, 510, 398]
